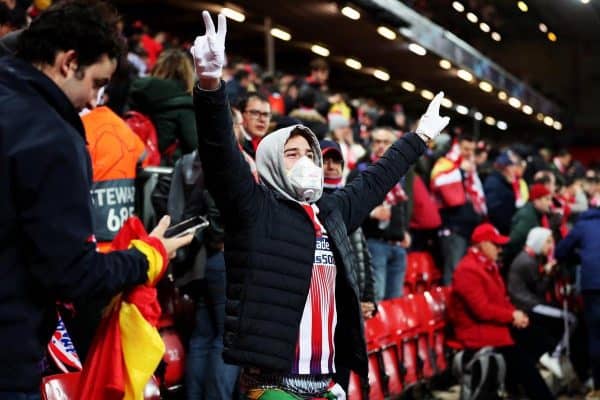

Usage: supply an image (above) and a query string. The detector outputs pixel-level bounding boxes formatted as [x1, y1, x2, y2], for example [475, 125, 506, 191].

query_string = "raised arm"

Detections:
[332, 92, 450, 232]
[191, 11, 260, 223]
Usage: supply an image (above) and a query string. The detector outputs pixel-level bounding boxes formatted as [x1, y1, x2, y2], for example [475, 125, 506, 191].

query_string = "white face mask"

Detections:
[287, 156, 323, 203]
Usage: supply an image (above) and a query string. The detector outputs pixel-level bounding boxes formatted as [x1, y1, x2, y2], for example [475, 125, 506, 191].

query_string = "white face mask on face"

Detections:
[287, 156, 323, 203]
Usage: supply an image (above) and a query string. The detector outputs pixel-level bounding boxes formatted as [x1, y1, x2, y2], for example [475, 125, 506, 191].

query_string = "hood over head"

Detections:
[256, 124, 323, 203]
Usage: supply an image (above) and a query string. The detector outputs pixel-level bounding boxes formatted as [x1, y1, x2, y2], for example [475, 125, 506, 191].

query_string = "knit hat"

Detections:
[529, 183, 552, 201]
[525, 227, 552, 255]
[328, 113, 350, 131]
[495, 150, 516, 168]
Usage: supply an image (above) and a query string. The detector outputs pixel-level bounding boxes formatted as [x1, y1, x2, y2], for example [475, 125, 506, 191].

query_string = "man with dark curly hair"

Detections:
[0, 1, 192, 396]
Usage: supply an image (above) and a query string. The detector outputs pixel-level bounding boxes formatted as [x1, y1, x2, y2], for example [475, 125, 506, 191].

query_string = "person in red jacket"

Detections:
[450, 223, 554, 399]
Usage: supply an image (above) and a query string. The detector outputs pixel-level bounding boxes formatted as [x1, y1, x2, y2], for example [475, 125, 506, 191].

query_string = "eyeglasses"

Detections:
[244, 109, 272, 120]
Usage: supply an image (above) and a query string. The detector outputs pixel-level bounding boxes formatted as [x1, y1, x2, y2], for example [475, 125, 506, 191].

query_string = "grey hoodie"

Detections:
[255, 124, 323, 203]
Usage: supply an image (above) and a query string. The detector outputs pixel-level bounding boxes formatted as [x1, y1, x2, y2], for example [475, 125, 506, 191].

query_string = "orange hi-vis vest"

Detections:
[82, 106, 148, 252]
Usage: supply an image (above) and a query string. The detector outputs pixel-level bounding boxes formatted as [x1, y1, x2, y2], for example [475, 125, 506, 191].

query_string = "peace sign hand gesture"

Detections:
[190, 11, 227, 80]
[415, 91, 451, 142]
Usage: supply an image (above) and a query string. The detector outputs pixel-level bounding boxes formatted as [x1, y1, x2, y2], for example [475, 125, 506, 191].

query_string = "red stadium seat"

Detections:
[41, 372, 161, 400]
[347, 371, 364, 400]
[426, 287, 451, 373]
[41, 372, 80, 400]
[367, 353, 386, 400]
[404, 294, 436, 379]
[406, 252, 441, 294]
[390, 298, 421, 387]
[364, 302, 403, 397]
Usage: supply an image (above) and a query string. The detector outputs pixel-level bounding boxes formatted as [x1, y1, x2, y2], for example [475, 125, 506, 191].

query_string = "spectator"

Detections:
[320, 140, 376, 394]
[484, 150, 519, 235]
[431, 133, 486, 283]
[303, 57, 330, 116]
[556, 206, 600, 398]
[349, 127, 412, 300]
[0, 1, 24, 38]
[289, 86, 328, 140]
[551, 148, 572, 185]
[225, 67, 250, 105]
[327, 112, 366, 176]
[128, 48, 197, 165]
[237, 92, 272, 159]
[504, 183, 553, 268]
[508, 227, 576, 379]
[0, 1, 192, 394]
[449, 223, 555, 400]
[82, 102, 148, 252]
[190, 11, 448, 397]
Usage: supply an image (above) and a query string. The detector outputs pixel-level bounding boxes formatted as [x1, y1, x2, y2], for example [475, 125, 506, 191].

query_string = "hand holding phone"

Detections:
[164, 216, 210, 238]
[150, 216, 197, 260]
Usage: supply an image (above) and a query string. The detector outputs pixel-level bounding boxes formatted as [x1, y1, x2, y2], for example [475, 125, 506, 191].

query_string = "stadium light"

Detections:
[478, 81, 493, 93]
[498, 91, 508, 101]
[401, 81, 416, 92]
[456, 105, 469, 115]
[377, 26, 397, 40]
[491, 32, 502, 41]
[508, 97, 522, 109]
[439, 59, 452, 70]
[497, 121, 508, 130]
[457, 69, 473, 82]
[518, 1, 528, 12]
[341, 5, 361, 20]
[466, 12, 478, 23]
[311, 44, 330, 57]
[452, 1, 465, 12]
[408, 43, 427, 56]
[441, 98, 453, 108]
[221, 7, 245, 22]
[484, 116, 496, 126]
[270, 28, 291, 41]
[420, 90, 434, 100]
[373, 69, 390, 81]
[479, 22, 490, 33]
[522, 105, 534, 115]
[345, 58, 362, 70]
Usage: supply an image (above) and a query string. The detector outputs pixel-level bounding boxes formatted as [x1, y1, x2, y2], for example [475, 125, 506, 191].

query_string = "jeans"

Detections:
[367, 239, 407, 301]
[185, 252, 240, 400]
[583, 290, 600, 388]
[439, 232, 468, 284]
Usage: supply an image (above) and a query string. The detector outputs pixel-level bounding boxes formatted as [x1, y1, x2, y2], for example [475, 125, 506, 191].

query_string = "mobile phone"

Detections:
[164, 216, 210, 238]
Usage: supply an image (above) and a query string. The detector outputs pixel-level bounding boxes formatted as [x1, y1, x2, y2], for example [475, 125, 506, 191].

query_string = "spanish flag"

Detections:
[77, 217, 168, 399]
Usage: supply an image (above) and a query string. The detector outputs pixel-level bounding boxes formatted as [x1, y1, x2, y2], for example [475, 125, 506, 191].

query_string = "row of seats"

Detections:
[404, 252, 442, 295]
[347, 287, 452, 399]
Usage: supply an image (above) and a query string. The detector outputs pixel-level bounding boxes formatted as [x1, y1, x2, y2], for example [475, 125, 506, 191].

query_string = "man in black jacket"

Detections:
[191, 11, 449, 398]
[348, 127, 412, 301]
[0, 2, 192, 396]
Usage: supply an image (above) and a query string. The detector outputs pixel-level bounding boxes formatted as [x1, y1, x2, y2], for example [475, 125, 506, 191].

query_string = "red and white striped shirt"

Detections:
[292, 205, 337, 375]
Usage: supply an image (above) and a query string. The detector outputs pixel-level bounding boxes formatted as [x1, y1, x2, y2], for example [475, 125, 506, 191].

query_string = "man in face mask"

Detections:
[191, 11, 449, 399]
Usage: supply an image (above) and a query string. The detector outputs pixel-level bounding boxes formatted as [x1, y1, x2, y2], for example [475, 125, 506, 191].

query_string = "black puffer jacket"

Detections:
[194, 83, 425, 377]
[349, 227, 375, 304]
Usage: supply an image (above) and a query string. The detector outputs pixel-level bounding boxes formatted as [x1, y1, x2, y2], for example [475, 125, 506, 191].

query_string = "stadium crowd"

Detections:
[1, 1, 600, 399]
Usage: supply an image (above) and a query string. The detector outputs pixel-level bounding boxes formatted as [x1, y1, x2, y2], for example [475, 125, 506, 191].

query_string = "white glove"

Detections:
[190, 11, 227, 79]
[415, 91, 451, 142]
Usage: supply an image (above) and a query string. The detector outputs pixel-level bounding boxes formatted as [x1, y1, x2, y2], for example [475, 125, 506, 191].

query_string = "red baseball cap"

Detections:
[471, 223, 510, 245]
[529, 183, 552, 201]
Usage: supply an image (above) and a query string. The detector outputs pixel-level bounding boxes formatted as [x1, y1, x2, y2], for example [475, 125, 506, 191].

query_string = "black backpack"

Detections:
[453, 347, 507, 400]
